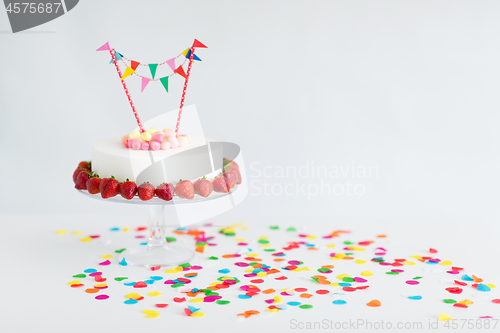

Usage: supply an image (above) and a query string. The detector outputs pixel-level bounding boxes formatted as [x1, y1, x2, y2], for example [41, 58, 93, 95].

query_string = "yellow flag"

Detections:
[121, 66, 135, 80]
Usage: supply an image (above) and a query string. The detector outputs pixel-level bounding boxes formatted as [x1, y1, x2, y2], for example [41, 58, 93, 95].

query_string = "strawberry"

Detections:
[156, 183, 174, 201]
[120, 179, 137, 200]
[138, 182, 155, 201]
[213, 176, 230, 193]
[232, 168, 242, 184]
[86, 175, 102, 194]
[175, 180, 194, 199]
[78, 161, 91, 171]
[73, 168, 86, 184]
[99, 176, 120, 199]
[193, 178, 213, 197]
[223, 158, 239, 171]
[75, 170, 90, 190]
[223, 171, 237, 189]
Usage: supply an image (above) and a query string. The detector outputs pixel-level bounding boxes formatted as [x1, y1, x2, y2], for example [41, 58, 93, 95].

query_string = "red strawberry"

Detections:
[223, 158, 239, 171]
[99, 177, 120, 199]
[138, 183, 155, 201]
[223, 171, 237, 189]
[78, 161, 91, 171]
[75, 170, 90, 190]
[86, 176, 102, 194]
[232, 168, 242, 184]
[73, 168, 86, 184]
[156, 183, 174, 201]
[120, 179, 137, 200]
[213, 176, 230, 193]
[175, 180, 194, 199]
[193, 178, 213, 197]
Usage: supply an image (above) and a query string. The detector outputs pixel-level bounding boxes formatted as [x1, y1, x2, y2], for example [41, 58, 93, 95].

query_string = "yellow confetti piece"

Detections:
[330, 257, 341, 261]
[94, 283, 108, 288]
[292, 268, 302, 272]
[165, 267, 183, 274]
[190, 311, 205, 317]
[101, 254, 113, 259]
[235, 238, 246, 242]
[122, 227, 130, 232]
[209, 282, 219, 286]
[486, 283, 496, 289]
[458, 299, 473, 305]
[439, 260, 452, 266]
[126, 293, 142, 299]
[142, 310, 160, 318]
[67, 280, 81, 285]
[256, 272, 268, 277]
[305, 235, 317, 239]
[247, 253, 259, 257]
[80, 236, 92, 242]
[326, 244, 336, 248]
[260, 244, 271, 248]
[360, 271, 373, 277]
[439, 313, 452, 321]
[329, 283, 340, 287]
[273, 296, 283, 303]
[244, 269, 253, 273]
[410, 255, 422, 260]
[347, 246, 365, 251]
[355, 259, 367, 264]
[258, 236, 269, 239]
[267, 308, 279, 312]
[190, 298, 204, 303]
[71, 231, 82, 235]
[147, 291, 161, 297]
[301, 267, 311, 271]
[403, 261, 416, 265]
[56, 230, 67, 235]
[337, 274, 350, 280]
[335, 253, 346, 259]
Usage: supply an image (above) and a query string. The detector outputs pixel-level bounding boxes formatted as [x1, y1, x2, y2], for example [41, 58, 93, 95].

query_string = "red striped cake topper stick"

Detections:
[97, 42, 145, 133]
[175, 39, 207, 136]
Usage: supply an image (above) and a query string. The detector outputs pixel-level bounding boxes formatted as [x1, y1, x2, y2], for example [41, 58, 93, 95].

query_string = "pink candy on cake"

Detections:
[122, 127, 190, 151]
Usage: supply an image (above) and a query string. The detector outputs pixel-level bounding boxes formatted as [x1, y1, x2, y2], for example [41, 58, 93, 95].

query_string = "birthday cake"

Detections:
[73, 40, 242, 201]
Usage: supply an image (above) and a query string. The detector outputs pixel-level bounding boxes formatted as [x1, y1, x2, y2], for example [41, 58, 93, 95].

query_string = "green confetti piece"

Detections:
[166, 237, 176, 242]
[73, 274, 86, 278]
[443, 299, 457, 304]
[216, 300, 230, 305]
[299, 304, 313, 309]
[318, 268, 331, 273]
[269, 226, 279, 230]
[205, 291, 219, 296]
[286, 227, 296, 232]
[258, 239, 270, 244]
[386, 272, 399, 275]
[171, 283, 184, 288]
[208, 256, 218, 260]
[115, 248, 126, 253]
[311, 277, 319, 283]
[413, 276, 423, 280]
[179, 263, 191, 268]
[249, 262, 259, 266]
[342, 277, 355, 282]
[264, 249, 276, 252]
[115, 277, 128, 281]
[196, 242, 207, 246]
[345, 253, 354, 256]
[343, 241, 353, 245]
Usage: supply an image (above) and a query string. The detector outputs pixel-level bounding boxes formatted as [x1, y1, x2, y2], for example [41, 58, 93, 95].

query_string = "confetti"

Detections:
[119, 258, 128, 266]
[56, 230, 67, 235]
[73, 274, 86, 278]
[148, 291, 161, 297]
[99, 260, 111, 266]
[438, 313, 452, 321]
[124, 299, 138, 305]
[367, 300, 381, 307]
[332, 300, 347, 305]
[115, 248, 126, 253]
[85, 288, 99, 293]
[299, 304, 313, 309]
[142, 310, 160, 318]
[408, 296, 422, 300]
[95, 295, 109, 300]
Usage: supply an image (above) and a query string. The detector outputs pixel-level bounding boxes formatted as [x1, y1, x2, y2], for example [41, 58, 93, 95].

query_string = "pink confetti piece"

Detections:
[191, 266, 203, 270]
[99, 260, 111, 266]
[406, 280, 419, 285]
[447, 270, 460, 274]
[354, 277, 367, 283]
[89, 272, 102, 276]
[95, 295, 109, 300]
[235, 262, 250, 267]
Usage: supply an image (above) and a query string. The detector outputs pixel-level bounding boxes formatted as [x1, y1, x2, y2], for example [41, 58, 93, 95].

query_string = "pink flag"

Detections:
[141, 77, 151, 92]
[166, 58, 176, 72]
[96, 42, 111, 51]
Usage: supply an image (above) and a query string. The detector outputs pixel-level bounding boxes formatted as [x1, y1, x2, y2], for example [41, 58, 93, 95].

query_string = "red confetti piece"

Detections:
[134, 281, 147, 288]
[275, 276, 288, 280]
[316, 289, 329, 295]
[136, 227, 147, 231]
[429, 248, 438, 253]
[174, 297, 186, 303]
[155, 304, 168, 308]
[95, 275, 106, 282]
[295, 288, 307, 292]
[184, 308, 193, 316]
[454, 280, 467, 286]
[90, 235, 100, 239]
[343, 287, 357, 292]
[492, 299, 500, 304]
[452, 267, 464, 271]
[356, 285, 370, 290]
[150, 266, 161, 271]
[453, 303, 467, 308]
[445, 287, 463, 294]
[70, 284, 84, 288]
[95, 295, 109, 300]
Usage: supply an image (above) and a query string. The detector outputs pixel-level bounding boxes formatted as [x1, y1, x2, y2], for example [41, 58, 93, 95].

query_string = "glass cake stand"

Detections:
[78, 189, 233, 267]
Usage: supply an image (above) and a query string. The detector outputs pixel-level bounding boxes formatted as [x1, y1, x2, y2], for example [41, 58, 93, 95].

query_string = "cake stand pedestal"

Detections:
[78, 190, 232, 267]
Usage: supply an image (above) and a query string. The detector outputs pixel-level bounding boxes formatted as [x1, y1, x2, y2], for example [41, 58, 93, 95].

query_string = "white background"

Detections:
[1, 1, 500, 236]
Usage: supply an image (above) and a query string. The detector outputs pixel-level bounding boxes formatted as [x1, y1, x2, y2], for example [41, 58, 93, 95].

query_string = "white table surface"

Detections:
[1, 214, 499, 333]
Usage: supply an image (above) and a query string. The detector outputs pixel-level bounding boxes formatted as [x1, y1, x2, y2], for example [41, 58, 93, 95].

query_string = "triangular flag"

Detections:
[121, 66, 135, 80]
[185, 48, 202, 61]
[141, 77, 151, 92]
[149, 64, 158, 79]
[109, 51, 123, 64]
[175, 66, 187, 79]
[192, 39, 207, 48]
[182, 48, 190, 57]
[159, 76, 169, 92]
[96, 42, 111, 51]
[130, 60, 140, 71]
[166, 58, 176, 72]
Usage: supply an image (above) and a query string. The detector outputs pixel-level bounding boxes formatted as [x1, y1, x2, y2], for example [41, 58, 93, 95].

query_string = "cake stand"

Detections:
[78, 189, 233, 267]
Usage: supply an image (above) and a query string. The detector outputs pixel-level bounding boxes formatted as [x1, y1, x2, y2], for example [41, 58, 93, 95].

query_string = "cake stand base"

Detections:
[119, 243, 194, 267]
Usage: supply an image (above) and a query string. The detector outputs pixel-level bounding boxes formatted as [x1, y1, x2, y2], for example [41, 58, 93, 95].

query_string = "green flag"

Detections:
[149, 64, 158, 79]
[159, 76, 168, 92]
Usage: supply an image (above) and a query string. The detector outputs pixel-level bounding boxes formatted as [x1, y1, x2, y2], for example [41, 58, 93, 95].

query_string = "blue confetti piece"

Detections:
[274, 253, 286, 257]
[338, 283, 352, 287]
[140, 242, 147, 245]
[124, 299, 138, 304]
[305, 243, 315, 247]
[287, 301, 301, 306]
[372, 257, 384, 260]
[276, 305, 288, 310]
[218, 268, 230, 274]
[426, 261, 439, 264]
[176, 227, 188, 231]
[252, 268, 264, 274]
[144, 280, 155, 285]
[187, 305, 199, 312]
[462, 274, 473, 281]
[238, 294, 252, 299]
[150, 276, 163, 281]
[477, 284, 491, 292]
[408, 296, 422, 300]
[110, 227, 120, 231]
[119, 258, 128, 266]
[124, 282, 136, 286]
[83, 268, 97, 273]
[333, 300, 347, 305]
